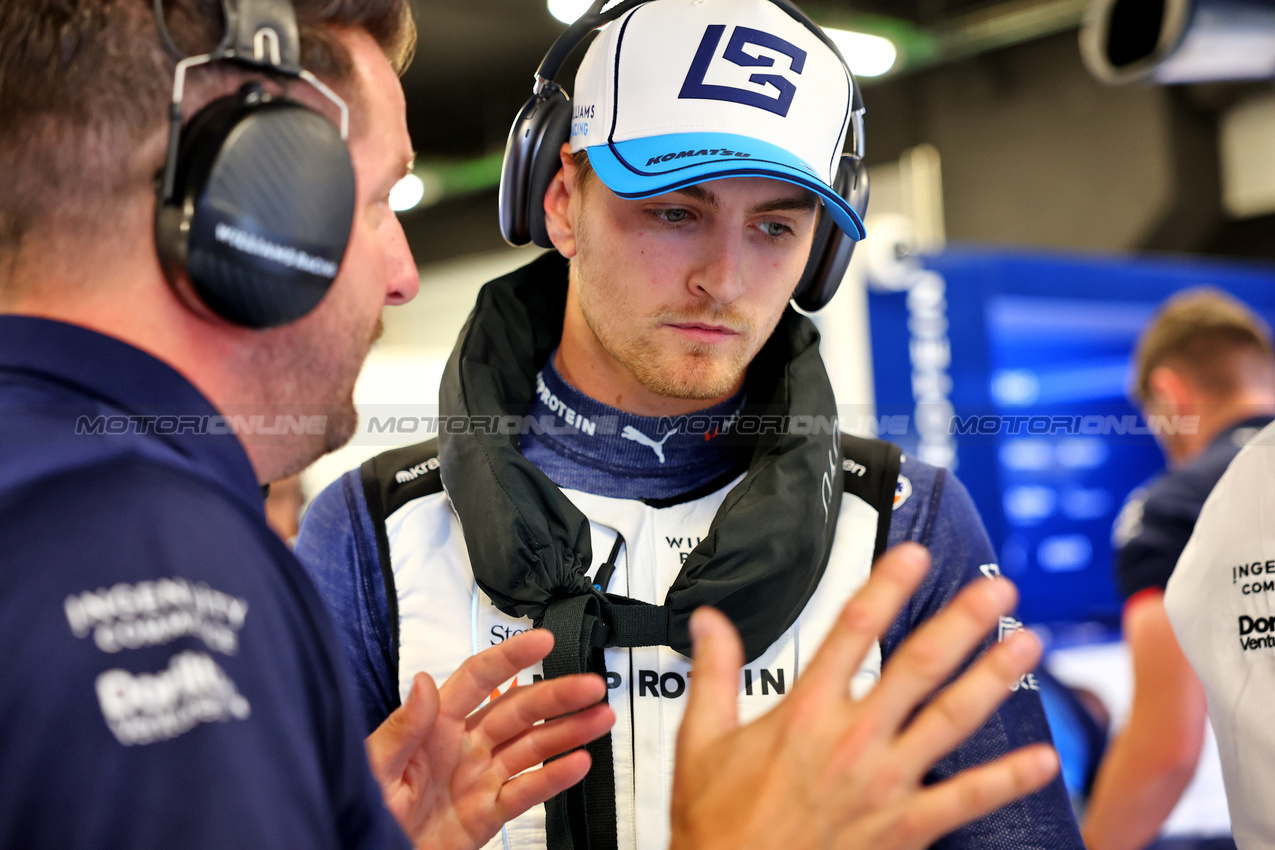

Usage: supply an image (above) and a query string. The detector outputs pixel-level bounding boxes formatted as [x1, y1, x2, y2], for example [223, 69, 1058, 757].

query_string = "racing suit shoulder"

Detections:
[295, 438, 444, 733]
[838, 432, 903, 564]
[297, 468, 400, 735]
[882, 457, 1084, 849]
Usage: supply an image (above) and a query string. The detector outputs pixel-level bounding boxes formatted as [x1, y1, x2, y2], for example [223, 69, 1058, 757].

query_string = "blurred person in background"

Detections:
[1082, 288, 1275, 850]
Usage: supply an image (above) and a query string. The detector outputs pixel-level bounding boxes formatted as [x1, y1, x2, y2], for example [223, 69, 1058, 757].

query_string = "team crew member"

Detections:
[297, 1, 1082, 847]
[0, 1, 617, 846]
[1083, 290, 1275, 850]
[1164, 330, 1275, 845]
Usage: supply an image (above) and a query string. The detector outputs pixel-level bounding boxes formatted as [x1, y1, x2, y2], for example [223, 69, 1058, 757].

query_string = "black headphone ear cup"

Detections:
[155, 202, 190, 287]
[794, 155, 868, 312]
[155, 93, 243, 298]
[156, 91, 355, 329]
[499, 87, 573, 249]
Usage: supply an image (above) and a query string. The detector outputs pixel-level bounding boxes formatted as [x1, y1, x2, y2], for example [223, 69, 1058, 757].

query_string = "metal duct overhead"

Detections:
[1081, 0, 1275, 84]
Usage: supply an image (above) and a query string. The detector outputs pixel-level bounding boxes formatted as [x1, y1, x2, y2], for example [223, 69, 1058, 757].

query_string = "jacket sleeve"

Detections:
[883, 459, 1084, 850]
[296, 469, 400, 735]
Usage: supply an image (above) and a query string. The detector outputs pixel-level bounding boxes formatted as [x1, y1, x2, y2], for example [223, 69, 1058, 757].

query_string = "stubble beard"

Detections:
[320, 312, 384, 454]
[248, 310, 382, 482]
[613, 312, 753, 400]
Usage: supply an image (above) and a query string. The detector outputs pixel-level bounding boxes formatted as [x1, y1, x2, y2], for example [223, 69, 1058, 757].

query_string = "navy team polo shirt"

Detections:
[0, 316, 408, 850]
[1115, 414, 1275, 602]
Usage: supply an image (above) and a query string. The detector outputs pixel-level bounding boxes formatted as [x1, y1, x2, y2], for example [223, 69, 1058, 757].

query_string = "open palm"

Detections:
[367, 629, 614, 850]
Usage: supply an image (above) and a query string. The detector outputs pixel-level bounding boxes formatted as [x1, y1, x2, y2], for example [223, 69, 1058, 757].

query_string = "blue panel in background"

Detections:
[868, 247, 1275, 627]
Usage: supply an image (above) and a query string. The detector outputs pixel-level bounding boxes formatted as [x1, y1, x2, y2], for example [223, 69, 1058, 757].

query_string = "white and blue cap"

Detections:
[570, 0, 865, 240]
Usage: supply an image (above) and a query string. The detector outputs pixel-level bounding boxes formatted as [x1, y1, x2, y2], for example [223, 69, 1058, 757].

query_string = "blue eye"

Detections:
[646, 207, 692, 226]
[660, 209, 689, 223]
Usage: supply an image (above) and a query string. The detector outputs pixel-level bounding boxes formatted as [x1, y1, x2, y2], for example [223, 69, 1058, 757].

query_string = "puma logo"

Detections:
[621, 426, 676, 464]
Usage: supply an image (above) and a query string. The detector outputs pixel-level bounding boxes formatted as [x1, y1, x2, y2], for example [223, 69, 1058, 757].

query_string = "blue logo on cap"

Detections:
[678, 25, 807, 118]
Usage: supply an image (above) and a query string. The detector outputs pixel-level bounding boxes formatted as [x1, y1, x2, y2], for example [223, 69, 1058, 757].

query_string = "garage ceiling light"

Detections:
[825, 28, 898, 77]
[548, 0, 591, 25]
[389, 173, 427, 212]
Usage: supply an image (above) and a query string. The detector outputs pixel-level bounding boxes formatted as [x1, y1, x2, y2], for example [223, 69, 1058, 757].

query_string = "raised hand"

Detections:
[671, 542, 1059, 850]
[366, 629, 615, 850]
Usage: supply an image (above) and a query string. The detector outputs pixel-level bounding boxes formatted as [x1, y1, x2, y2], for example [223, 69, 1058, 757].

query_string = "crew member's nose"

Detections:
[384, 214, 419, 305]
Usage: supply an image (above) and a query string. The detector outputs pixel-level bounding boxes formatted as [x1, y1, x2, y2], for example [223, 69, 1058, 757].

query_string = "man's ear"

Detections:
[543, 143, 578, 259]
[1147, 365, 1193, 414]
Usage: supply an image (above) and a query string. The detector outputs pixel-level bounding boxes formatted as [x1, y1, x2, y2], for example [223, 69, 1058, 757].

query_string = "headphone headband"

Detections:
[226, 0, 302, 73]
[156, 0, 349, 204]
[534, 0, 646, 87]
[154, 0, 300, 72]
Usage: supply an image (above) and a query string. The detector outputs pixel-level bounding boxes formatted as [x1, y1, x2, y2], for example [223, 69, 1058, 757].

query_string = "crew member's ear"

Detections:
[543, 143, 579, 259]
[1146, 366, 1192, 415]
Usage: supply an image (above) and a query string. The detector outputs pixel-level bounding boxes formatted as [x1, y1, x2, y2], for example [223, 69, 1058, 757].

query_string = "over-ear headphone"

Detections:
[498, 0, 868, 312]
[153, 0, 356, 329]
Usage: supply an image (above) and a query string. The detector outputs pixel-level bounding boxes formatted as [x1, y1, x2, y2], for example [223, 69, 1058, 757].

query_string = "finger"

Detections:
[678, 606, 745, 758]
[867, 575, 1017, 734]
[438, 629, 555, 718]
[364, 672, 441, 783]
[796, 543, 931, 709]
[892, 628, 1042, 777]
[467, 673, 607, 750]
[495, 749, 595, 824]
[890, 744, 1059, 850]
[491, 703, 616, 779]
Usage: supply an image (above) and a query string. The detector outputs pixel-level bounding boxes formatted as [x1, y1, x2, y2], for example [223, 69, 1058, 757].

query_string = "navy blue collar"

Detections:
[0, 315, 262, 511]
[518, 352, 749, 500]
[1211, 414, 1275, 451]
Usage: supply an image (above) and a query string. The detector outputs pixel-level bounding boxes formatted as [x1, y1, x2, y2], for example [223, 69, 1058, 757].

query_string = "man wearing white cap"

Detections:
[297, 0, 1083, 847]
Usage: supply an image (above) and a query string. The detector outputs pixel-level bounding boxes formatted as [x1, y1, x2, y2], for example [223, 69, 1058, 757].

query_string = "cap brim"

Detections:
[585, 132, 865, 241]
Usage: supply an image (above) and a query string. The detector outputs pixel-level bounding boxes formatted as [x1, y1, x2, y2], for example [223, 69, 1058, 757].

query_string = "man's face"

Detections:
[555, 157, 819, 411]
[255, 28, 418, 469]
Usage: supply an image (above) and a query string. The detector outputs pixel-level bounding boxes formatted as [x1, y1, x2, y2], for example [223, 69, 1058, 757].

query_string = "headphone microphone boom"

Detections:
[153, 0, 356, 329]
[498, 0, 869, 312]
